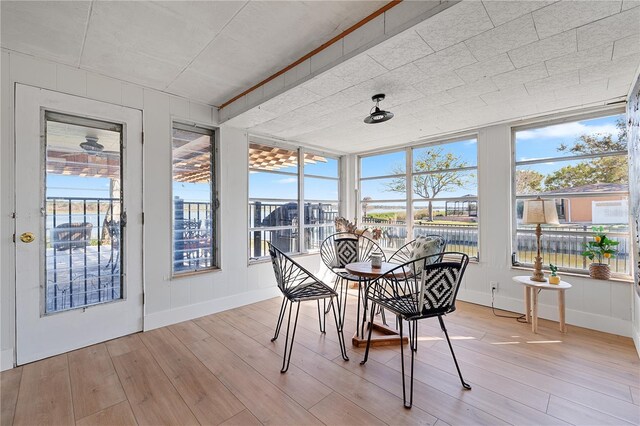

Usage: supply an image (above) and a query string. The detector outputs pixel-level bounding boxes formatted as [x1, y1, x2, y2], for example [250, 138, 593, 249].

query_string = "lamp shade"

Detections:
[522, 197, 559, 225]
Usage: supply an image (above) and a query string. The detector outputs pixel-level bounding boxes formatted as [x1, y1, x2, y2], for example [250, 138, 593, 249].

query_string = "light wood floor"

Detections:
[2, 296, 639, 426]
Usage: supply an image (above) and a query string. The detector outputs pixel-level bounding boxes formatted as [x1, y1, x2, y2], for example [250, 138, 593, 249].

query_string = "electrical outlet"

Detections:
[490, 281, 499, 292]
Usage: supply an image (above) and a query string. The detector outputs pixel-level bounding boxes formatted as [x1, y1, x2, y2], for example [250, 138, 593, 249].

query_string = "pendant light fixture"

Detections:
[364, 93, 394, 124]
[80, 136, 104, 152]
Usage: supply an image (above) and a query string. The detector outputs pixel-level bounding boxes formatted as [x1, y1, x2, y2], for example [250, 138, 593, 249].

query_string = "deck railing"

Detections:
[173, 199, 213, 272]
[249, 200, 338, 258]
[45, 196, 121, 313]
[515, 226, 630, 275]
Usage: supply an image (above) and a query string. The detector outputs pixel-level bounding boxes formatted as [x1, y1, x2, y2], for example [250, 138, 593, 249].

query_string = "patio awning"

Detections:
[249, 143, 326, 171]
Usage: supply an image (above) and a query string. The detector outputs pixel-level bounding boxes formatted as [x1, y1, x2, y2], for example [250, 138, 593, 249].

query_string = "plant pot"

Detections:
[548, 275, 560, 284]
[589, 263, 610, 280]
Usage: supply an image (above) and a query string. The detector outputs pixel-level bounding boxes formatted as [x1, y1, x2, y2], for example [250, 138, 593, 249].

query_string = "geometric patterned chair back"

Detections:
[334, 236, 358, 267]
[417, 252, 468, 314]
[367, 252, 469, 319]
[389, 235, 446, 265]
[320, 232, 387, 270]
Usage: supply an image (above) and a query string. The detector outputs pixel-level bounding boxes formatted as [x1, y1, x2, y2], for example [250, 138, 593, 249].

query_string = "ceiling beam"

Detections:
[219, 0, 403, 110]
[220, 0, 460, 124]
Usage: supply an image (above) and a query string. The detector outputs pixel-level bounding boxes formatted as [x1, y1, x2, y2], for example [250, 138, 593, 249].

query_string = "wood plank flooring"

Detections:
[2, 297, 639, 425]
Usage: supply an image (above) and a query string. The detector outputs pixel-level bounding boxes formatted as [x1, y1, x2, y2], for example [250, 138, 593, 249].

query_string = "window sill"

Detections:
[510, 265, 633, 284]
[248, 251, 319, 266]
[172, 267, 222, 279]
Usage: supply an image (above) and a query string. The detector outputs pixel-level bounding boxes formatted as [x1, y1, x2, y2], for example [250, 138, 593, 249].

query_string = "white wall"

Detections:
[0, 50, 323, 370]
[458, 124, 633, 336]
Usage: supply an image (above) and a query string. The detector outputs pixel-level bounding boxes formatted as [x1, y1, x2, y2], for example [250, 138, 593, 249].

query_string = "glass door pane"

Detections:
[45, 112, 123, 313]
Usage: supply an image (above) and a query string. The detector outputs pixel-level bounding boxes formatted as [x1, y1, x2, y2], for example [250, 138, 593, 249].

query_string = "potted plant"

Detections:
[581, 226, 619, 280]
[548, 264, 560, 284]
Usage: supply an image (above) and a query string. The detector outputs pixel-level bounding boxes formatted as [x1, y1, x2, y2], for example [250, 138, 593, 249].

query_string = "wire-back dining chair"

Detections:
[320, 232, 387, 331]
[268, 243, 349, 373]
[320, 232, 386, 277]
[361, 252, 471, 408]
[387, 235, 447, 264]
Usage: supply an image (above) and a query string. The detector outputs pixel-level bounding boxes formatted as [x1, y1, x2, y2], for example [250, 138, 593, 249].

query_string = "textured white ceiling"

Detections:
[226, 0, 640, 153]
[0, 0, 386, 106]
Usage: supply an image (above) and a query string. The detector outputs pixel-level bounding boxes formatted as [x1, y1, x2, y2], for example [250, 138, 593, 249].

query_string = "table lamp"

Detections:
[522, 197, 559, 282]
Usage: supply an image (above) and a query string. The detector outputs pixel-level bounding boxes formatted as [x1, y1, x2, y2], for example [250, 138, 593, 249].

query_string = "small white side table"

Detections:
[512, 276, 572, 333]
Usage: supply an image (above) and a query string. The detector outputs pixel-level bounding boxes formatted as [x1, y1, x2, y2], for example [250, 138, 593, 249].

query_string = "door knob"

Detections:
[20, 232, 35, 243]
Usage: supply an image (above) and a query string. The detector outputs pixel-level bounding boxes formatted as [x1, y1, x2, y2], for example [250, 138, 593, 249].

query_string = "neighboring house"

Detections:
[528, 183, 629, 224]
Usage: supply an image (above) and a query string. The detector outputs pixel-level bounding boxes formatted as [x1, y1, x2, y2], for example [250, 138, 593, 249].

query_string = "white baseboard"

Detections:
[144, 286, 281, 331]
[1, 348, 14, 371]
[458, 289, 632, 337]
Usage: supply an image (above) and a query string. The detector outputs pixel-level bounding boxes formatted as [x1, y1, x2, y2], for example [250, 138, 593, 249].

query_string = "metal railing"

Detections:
[45, 197, 121, 313]
[515, 225, 631, 276]
[249, 200, 338, 258]
[361, 218, 480, 258]
[173, 199, 214, 272]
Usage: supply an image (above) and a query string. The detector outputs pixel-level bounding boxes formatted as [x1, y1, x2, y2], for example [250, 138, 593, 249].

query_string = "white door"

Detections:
[15, 85, 143, 365]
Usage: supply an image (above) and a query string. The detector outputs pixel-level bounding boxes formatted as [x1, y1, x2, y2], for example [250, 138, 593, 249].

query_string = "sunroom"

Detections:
[1, 1, 639, 425]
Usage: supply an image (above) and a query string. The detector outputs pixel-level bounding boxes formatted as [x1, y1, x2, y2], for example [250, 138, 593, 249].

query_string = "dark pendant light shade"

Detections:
[364, 93, 394, 124]
[80, 136, 104, 153]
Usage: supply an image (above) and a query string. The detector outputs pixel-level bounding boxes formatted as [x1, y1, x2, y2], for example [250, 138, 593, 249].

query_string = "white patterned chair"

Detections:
[361, 252, 471, 408]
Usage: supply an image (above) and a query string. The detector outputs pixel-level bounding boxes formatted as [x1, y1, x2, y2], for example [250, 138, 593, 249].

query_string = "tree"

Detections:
[515, 170, 544, 194]
[385, 147, 471, 221]
[544, 118, 628, 191]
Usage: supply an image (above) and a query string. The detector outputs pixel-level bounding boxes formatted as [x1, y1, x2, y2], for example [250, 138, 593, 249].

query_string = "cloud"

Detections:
[276, 177, 297, 184]
[517, 122, 618, 141]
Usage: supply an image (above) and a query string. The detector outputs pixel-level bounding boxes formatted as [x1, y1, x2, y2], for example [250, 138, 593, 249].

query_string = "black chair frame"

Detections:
[320, 232, 387, 337]
[361, 252, 471, 408]
[268, 243, 349, 373]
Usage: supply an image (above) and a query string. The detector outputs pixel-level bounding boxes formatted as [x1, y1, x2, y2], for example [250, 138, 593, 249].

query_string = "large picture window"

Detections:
[412, 139, 478, 258]
[249, 141, 340, 260]
[172, 123, 217, 275]
[513, 112, 630, 277]
[359, 137, 479, 259]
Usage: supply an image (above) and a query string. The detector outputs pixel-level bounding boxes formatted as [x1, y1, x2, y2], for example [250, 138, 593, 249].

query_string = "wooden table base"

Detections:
[351, 322, 409, 348]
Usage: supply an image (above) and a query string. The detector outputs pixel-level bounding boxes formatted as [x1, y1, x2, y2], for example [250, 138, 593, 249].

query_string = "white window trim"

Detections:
[248, 139, 342, 263]
[170, 121, 220, 278]
[357, 136, 480, 261]
[510, 107, 631, 278]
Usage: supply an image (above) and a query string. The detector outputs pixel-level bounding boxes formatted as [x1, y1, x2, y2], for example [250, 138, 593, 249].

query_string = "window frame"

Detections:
[357, 133, 480, 260]
[248, 138, 341, 263]
[170, 121, 220, 277]
[510, 107, 631, 278]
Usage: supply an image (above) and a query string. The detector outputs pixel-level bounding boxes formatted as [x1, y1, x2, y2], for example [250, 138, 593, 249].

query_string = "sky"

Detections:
[249, 157, 339, 201]
[46, 114, 623, 208]
[514, 113, 624, 176]
[359, 113, 624, 202]
[360, 138, 478, 200]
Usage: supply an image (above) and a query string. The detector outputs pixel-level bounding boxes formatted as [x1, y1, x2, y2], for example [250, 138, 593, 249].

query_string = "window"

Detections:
[359, 150, 407, 250]
[249, 141, 340, 260]
[513, 112, 630, 277]
[172, 123, 217, 275]
[359, 137, 479, 259]
[304, 156, 340, 251]
[412, 139, 478, 258]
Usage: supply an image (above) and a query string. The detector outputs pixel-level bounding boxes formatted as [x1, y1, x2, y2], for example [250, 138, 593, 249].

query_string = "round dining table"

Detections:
[343, 261, 408, 347]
